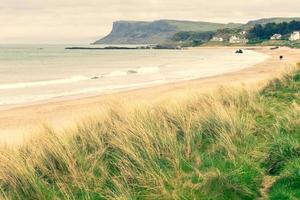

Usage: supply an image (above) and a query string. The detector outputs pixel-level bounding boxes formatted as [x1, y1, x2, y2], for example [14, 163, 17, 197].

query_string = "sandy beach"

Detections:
[0, 46, 299, 146]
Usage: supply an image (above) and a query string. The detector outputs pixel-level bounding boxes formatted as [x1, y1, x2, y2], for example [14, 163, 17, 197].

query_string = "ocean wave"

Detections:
[0, 76, 90, 90]
[101, 67, 160, 78]
[137, 67, 159, 74]
[0, 67, 161, 90]
[105, 71, 128, 78]
[0, 79, 167, 106]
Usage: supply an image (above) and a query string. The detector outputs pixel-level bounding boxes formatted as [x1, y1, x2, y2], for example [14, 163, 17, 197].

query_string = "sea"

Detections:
[0, 44, 268, 108]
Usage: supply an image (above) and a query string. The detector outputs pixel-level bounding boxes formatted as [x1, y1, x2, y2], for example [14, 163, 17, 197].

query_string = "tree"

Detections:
[248, 24, 264, 39]
[248, 20, 300, 40]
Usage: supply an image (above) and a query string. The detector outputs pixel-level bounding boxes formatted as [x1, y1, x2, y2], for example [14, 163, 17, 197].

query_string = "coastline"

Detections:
[0, 46, 299, 145]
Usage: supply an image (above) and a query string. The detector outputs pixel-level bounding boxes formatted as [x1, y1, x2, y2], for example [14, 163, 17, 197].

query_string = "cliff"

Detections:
[93, 20, 242, 44]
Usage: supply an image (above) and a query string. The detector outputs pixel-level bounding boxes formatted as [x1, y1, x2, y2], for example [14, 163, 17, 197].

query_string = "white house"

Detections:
[210, 36, 224, 42]
[289, 31, 300, 41]
[270, 34, 282, 40]
[229, 35, 248, 44]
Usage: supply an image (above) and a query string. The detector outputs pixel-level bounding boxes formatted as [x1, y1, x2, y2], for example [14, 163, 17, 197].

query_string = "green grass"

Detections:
[198, 39, 300, 49]
[0, 66, 299, 200]
[166, 20, 242, 32]
[245, 39, 300, 49]
[246, 17, 300, 25]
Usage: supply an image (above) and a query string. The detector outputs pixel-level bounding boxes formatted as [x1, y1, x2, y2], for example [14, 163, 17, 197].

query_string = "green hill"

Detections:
[247, 17, 300, 25]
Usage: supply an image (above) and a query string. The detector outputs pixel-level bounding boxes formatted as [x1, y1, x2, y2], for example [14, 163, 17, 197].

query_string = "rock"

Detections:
[235, 49, 243, 54]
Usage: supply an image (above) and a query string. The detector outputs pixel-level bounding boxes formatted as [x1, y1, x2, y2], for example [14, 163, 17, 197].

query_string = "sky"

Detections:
[0, 0, 299, 44]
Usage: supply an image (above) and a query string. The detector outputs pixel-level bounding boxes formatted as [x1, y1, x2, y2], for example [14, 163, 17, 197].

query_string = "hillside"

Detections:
[93, 20, 242, 44]
[92, 18, 300, 45]
[247, 17, 300, 25]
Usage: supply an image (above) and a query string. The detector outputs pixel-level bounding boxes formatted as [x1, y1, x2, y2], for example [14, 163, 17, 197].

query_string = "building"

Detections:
[210, 36, 224, 42]
[289, 31, 300, 41]
[270, 34, 282, 40]
[229, 35, 248, 44]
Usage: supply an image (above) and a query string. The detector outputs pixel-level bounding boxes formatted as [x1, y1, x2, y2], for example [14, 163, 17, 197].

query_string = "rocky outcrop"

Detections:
[93, 20, 178, 44]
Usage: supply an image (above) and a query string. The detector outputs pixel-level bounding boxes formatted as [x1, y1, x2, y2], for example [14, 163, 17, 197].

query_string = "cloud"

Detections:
[0, 0, 299, 43]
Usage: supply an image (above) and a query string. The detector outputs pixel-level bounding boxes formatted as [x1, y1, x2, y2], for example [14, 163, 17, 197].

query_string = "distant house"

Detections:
[229, 35, 248, 44]
[210, 36, 224, 42]
[289, 31, 300, 41]
[270, 34, 282, 40]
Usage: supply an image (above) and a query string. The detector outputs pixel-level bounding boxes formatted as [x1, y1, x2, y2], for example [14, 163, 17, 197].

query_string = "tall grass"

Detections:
[0, 65, 299, 200]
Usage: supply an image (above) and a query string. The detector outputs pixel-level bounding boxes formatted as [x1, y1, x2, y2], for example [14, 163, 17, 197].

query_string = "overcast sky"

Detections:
[1, 0, 299, 44]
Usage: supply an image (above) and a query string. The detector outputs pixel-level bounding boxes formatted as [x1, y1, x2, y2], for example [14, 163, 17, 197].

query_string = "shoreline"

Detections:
[0, 46, 299, 145]
[0, 47, 266, 111]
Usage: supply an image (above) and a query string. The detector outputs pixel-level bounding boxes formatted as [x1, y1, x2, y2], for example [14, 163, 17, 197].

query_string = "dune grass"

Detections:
[0, 65, 299, 200]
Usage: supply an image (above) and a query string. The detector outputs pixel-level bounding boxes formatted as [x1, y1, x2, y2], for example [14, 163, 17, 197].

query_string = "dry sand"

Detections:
[0, 46, 299, 145]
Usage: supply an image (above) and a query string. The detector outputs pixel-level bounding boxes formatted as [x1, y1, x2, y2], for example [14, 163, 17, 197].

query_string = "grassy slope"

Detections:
[0, 66, 299, 200]
[199, 40, 300, 49]
[247, 17, 300, 25]
[167, 20, 242, 32]
[258, 40, 300, 49]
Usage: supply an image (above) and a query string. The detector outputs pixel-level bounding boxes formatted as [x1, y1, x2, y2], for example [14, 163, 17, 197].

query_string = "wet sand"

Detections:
[0, 46, 299, 146]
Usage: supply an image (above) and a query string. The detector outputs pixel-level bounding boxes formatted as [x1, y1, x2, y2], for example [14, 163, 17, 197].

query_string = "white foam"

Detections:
[0, 67, 160, 91]
[0, 75, 90, 90]
[137, 67, 159, 74]
[102, 67, 160, 78]
[105, 71, 128, 77]
[0, 79, 167, 106]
